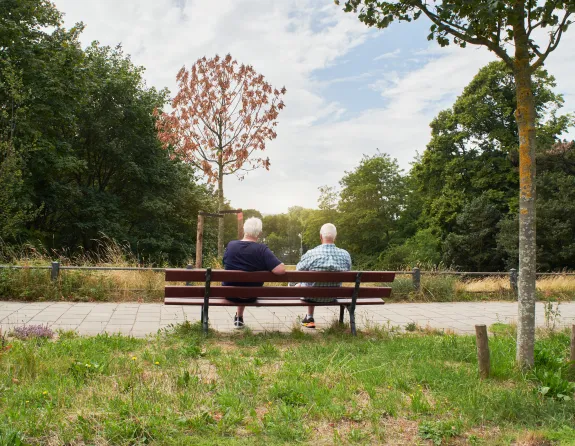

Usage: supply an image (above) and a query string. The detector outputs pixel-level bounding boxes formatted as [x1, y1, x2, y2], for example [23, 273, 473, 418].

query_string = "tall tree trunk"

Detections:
[217, 154, 224, 259]
[514, 19, 537, 368]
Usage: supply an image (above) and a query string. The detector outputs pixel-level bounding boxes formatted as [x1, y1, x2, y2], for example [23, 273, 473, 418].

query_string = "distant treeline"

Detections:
[1, 1, 574, 270]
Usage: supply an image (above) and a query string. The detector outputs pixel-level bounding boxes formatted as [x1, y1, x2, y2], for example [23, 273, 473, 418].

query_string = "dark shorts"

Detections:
[225, 296, 258, 303]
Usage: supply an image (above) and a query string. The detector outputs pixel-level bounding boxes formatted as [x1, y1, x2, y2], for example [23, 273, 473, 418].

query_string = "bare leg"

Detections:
[237, 305, 245, 317]
[307, 305, 314, 317]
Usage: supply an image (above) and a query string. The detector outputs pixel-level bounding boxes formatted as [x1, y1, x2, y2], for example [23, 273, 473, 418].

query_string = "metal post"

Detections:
[202, 268, 211, 335]
[185, 264, 193, 286]
[349, 272, 362, 336]
[510, 269, 518, 295]
[412, 267, 421, 292]
[51, 261, 60, 281]
[339, 305, 345, 324]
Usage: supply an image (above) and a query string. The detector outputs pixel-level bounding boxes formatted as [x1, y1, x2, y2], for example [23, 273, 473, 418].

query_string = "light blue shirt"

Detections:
[295, 243, 352, 287]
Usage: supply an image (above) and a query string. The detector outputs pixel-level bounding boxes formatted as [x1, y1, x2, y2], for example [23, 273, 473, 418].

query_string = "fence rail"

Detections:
[2, 263, 575, 293]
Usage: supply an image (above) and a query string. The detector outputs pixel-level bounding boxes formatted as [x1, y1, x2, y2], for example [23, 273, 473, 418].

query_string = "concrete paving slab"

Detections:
[1, 300, 574, 336]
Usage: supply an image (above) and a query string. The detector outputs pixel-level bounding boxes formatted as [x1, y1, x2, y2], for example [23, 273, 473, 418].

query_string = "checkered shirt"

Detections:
[292, 244, 352, 302]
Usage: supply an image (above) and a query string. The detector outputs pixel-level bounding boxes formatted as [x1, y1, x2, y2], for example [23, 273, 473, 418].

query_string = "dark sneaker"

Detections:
[301, 315, 315, 329]
[234, 314, 245, 329]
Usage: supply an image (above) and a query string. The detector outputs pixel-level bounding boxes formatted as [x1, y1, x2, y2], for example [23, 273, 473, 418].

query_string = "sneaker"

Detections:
[234, 314, 245, 329]
[301, 315, 316, 329]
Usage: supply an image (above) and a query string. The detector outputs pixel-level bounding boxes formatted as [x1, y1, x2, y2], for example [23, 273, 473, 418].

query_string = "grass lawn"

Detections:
[1, 323, 574, 445]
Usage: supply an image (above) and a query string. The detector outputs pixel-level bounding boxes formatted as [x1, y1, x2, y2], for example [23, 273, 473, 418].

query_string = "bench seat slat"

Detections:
[165, 269, 395, 283]
[164, 297, 385, 306]
[165, 286, 391, 298]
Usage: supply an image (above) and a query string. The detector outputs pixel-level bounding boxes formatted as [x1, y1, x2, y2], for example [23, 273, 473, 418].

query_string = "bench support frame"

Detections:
[349, 272, 362, 335]
[201, 268, 212, 334]
[179, 269, 379, 336]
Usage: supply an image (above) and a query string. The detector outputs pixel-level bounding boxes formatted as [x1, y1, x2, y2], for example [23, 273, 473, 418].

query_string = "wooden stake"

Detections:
[195, 214, 204, 269]
[475, 324, 490, 379]
[237, 211, 244, 240]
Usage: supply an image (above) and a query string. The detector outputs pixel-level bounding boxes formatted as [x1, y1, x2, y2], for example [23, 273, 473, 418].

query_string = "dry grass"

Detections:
[459, 277, 511, 292]
[3, 240, 575, 303]
[454, 275, 575, 295]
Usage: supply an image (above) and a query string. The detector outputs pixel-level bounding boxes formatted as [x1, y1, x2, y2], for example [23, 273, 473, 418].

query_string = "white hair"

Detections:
[243, 217, 263, 238]
[320, 223, 337, 241]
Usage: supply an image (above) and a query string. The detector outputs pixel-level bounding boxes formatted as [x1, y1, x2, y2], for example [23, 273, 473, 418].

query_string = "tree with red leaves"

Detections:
[156, 54, 286, 257]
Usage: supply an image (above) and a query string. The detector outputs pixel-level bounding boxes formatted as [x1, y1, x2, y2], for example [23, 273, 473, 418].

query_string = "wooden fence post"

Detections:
[237, 210, 244, 240]
[195, 214, 204, 269]
[51, 261, 60, 281]
[412, 267, 420, 292]
[475, 324, 490, 379]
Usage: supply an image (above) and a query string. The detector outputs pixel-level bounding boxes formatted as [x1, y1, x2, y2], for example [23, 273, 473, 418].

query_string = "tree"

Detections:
[337, 153, 405, 259]
[443, 193, 504, 271]
[0, 0, 214, 264]
[0, 0, 61, 239]
[339, 0, 573, 367]
[409, 62, 569, 271]
[498, 141, 575, 271]
[156, 54, 287, 257]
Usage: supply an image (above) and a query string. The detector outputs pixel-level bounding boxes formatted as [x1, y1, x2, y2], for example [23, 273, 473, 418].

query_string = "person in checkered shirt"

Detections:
[293, 223, 351, 329]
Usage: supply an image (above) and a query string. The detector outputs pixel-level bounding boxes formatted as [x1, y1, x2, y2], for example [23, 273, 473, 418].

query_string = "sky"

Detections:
[53, 0, 575, 214]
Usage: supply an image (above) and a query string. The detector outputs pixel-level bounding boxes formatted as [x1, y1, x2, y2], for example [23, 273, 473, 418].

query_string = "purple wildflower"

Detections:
[12, 324, 54, 340]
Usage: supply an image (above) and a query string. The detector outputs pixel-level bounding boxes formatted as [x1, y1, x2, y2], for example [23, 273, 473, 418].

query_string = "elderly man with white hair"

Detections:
[223, 217, 286, 329]
[294, 223, 351, 329]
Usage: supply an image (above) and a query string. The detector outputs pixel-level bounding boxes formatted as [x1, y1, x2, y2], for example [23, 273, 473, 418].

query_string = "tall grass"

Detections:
[0, 237, 167, 302]
[2, 240, 575, 302]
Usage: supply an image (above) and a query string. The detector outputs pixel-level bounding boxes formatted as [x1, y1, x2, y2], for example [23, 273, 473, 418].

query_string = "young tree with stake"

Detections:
[338, 0, 573, 368]
[156, 54, 286, 257]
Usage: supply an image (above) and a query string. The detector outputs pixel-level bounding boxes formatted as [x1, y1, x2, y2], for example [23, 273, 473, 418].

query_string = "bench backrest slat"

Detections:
[165, 269, 395, 283]
[165, 286, 391, 298]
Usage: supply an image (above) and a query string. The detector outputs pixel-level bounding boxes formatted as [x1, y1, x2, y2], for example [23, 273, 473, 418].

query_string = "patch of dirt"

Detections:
[512, 431, 554, 446]
[257, 360, 284, 380]
[213, 340, 239, 352]
[312, 417, 420, 445]
[191, 358, 219, 383]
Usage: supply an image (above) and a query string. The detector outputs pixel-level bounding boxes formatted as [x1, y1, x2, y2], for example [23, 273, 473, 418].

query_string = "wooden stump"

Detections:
[475, 324, 490, 379]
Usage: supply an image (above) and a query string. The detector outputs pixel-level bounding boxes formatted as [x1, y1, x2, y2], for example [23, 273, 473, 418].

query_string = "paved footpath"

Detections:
[1, 301, 574, 337]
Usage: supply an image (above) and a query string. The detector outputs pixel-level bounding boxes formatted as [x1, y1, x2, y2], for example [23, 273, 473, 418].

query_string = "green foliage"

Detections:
[337, 153, 405, 256]
[0, 428, 26, 446]
[418, 420, 461, 445]
[0, 0, 214, 265]
[531, 334, 575, 401]
[380, 228, 442, 269]
[403, 62, 572, 271]
[261, 207, 310, 264]
[498, 143, 575, 270]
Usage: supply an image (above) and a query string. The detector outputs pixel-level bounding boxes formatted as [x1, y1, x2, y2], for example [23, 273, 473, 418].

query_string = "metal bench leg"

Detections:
[349, 306, 357, 336]
[202, 304, 209, 335]
[349, 272, 362, 336]
[202, 268, 211, 335]
[339, 305, 345, 324]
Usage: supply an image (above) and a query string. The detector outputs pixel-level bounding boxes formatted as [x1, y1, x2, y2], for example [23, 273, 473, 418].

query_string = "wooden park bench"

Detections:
[164, 268, 395, 335]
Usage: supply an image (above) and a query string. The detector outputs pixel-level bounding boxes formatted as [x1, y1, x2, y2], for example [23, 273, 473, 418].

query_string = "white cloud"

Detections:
[53, 0, 575, 214]
[373, 48, 401, 61]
